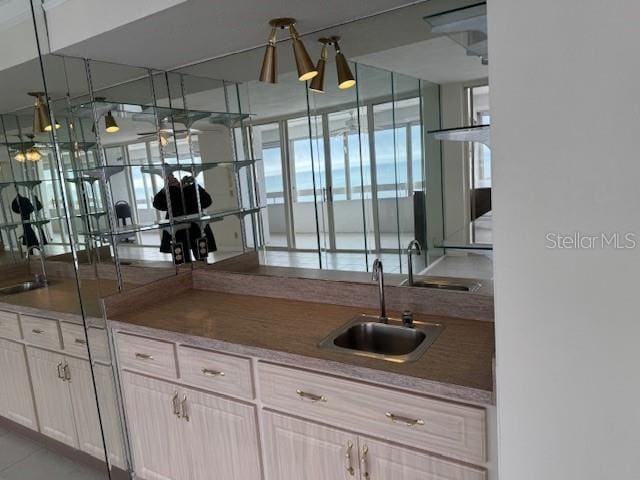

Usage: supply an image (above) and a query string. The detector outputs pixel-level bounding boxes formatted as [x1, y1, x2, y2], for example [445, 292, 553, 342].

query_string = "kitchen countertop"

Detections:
[0, 276, 121, 320]
[110, 288, 495, 405]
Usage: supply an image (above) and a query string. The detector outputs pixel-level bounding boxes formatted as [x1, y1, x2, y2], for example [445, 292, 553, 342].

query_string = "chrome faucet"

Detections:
[407, 240, 422, 287]
[372, 259, 387, 323]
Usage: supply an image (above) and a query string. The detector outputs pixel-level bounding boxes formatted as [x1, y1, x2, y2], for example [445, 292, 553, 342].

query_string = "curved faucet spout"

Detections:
[407, 240, 423, 287]
[372, 259, 387, 323]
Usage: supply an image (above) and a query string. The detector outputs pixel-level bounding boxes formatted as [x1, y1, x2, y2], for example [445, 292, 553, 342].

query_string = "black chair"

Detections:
[114, 200, 132, 227]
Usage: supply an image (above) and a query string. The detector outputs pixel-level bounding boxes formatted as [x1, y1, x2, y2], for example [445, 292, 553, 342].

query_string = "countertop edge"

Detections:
[108, 318, 494, 406]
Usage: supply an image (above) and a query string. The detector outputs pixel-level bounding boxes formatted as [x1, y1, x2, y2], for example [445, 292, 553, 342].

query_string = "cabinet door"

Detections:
[360, 437, 486, 480]
[0, 339, 37, 430]
[121, 372, 189, 480]
[66, 357, 107, 460]
[184, 387, 261, 480]
[262, 411, 358, 480]
[92, 363, 127, 469]
[26, 347, 78, 447]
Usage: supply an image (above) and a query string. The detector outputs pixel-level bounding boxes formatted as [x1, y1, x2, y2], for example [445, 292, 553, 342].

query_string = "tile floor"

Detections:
[0, 426, 107, 480]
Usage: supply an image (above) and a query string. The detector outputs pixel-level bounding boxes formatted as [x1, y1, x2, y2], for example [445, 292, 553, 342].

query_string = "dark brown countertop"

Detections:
[111, 288, 495, 404]
[0, 276, 121, 319]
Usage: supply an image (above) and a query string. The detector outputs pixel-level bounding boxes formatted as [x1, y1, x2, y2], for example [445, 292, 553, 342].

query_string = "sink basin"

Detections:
[401, 278, 482, 292]
[0, 281, 47, 295]
[319, 315, 444, 363]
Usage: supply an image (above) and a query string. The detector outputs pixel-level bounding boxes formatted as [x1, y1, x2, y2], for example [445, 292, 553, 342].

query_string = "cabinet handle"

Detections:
[171, 391, 180, 417]
[180, 395, 189, 422]
[135, 353, 153, 360]
[296, 389, 326, 403]
[32, 329, 44, 334]
[63, 363, 71, 382]
[385, 412, 424, 427]
[74, 338, 87, 345]
[56, 362, 64, 380]
[360, 445, 370, 479]
[345, 441, 355, 476]
[201, 368, 225, 377]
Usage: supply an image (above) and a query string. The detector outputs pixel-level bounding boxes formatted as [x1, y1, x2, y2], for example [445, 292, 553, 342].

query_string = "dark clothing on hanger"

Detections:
[11, 194, 48, 249]
[152, 182, 217, 262]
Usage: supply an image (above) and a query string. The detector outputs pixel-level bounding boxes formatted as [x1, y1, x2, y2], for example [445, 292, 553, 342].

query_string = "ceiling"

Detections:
[0, 0, 488, 119]
[55, 0, 425, 70]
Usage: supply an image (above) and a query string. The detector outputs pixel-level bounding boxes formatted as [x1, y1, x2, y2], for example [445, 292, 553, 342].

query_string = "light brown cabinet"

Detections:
[263, 411, 486, 480]
[0, 338, 37, 430]
[121, 371, 262, 480]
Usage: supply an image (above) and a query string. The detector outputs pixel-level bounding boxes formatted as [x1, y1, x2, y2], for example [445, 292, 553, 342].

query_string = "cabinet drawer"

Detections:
[61, 322, 89, 357]
[178, 345, 253, 399]
[61, 323, 110, 362]
[21, 315, 61, 350]
[0, 310, 20, 340]
[116, 333, 177, 378]
[258, 363, 486, 465]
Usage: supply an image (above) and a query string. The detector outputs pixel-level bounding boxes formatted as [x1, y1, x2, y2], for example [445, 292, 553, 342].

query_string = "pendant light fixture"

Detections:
[24, 134, 42, 162]
[309, 36, 356, 92]
[28, 92, 60, 133]
[14, 150, 26, 162]
[309, 38, 331, 93]
[105, 111, 120, 133]
[259, 18, 318, 83]
[333, 37, 356, 90]
[259, 26, 278, 84]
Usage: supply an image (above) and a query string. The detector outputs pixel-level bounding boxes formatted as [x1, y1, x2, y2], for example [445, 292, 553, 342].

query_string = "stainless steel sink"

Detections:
[319, 315, 444, 363]
[0, 281, 47, 295]
[401, 277, 482, 292]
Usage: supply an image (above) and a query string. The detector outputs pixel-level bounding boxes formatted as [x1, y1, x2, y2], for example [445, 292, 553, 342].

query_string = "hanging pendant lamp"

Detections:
[259, 18, 317, 83]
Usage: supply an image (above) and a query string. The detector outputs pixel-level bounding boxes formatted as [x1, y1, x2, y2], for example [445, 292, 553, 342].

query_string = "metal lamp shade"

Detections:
[336, 52, 356, 90]
[292, 39, 318, 81]
[259, 44, 277, 83]
[105, 111, 120, 133]
[33, 100, 51, 133]
[309, 58, 326, 93]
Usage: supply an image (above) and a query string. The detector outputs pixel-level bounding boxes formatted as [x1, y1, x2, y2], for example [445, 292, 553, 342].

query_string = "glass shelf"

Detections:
[0, 219, 51, 230]
[64, 165, 125, 183]
[140, 159, 257, 177]
[79, 206, 262, 243]
[424, 3, 488, 64]
[0, 141, 97, 151]
[434, 242, 493, 251]
[0, 180, 43, 190]
[429, 124, 490, 146]
[71, 101, 251, 129]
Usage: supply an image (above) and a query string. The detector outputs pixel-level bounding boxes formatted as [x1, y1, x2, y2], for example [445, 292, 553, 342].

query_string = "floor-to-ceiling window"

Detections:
[252, 89, 425, 273]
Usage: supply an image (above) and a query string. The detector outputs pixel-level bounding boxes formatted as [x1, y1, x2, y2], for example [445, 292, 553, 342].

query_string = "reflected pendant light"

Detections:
[24, 135, 42, 162]
[14, 150, 26, 162]
[259, 27, 278, 83]
[105, 111, 120, 133]
[309, 38, 330, 93]
[28, 91, 60, 133]
[334, 39, 356, 90]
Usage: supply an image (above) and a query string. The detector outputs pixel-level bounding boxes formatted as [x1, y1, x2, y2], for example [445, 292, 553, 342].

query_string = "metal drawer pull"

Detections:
[296, 389, 326, 403]
[180, 395, 190, 422]
[74, 338, 87, 345]
[56, 362, 64, 380]
[201, 368, 225, 377]
[171, 391, 180, 417]
[135, 353, 153, 360]
[360, 445, 370, 479]
[32, 329, 44, 334]
[385, 412, 425, 426]
[63, 363, 71, 382]
[345, 441, 355, 476]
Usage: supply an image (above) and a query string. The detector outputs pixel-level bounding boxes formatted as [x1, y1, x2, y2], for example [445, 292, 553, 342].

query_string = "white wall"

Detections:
[489, 1, 640, 479]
